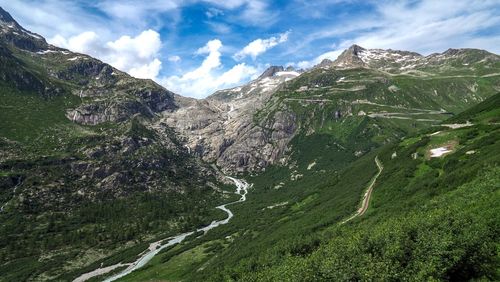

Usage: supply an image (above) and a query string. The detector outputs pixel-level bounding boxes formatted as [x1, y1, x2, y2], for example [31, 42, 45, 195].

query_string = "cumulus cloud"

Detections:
[49, 29, 163, 80]
[50, 31, 101, 54]
[129, 59, 162, 79]
[162, 39, 258, 98]
[234, 31, 290, 60]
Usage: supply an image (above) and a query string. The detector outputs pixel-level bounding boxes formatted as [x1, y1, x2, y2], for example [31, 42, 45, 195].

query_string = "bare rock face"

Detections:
[332, 44, 367, 68]
[0, 7, 48, 52]
[56, 57, 177, 125]
[258, 66, 284, 79]
[161, 70, 300, 172]
[66, 100, 153, 125]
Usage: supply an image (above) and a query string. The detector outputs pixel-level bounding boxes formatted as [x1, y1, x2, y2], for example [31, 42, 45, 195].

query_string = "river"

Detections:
[73, 177, 250, 282]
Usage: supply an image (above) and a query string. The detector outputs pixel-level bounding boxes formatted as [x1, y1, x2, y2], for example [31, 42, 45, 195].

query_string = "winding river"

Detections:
[74, 177, 250, 282]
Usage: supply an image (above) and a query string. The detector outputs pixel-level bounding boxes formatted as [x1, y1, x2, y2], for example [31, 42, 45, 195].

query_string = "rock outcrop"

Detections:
[161, 69, 301, 172]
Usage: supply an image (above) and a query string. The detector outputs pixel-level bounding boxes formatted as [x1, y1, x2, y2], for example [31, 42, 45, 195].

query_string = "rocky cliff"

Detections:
[161, 67, 300, 172]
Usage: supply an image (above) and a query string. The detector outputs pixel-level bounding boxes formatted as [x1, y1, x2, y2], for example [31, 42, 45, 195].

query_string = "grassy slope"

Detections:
[202, 104, 500, 281]
[0, 42, 228, 281]
[119, 94, 500, 281]
[446, 92, 500, 124]
[81, 57, 499, 281]
[1, 37, 498, 281]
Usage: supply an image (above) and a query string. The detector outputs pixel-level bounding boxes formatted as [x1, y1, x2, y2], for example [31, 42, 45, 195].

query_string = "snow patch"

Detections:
[25, 31, 42, 39]
[307, 161, 316, 170]
[36, 50, 57, 55]
[430, 147, 451, 158]
[275, 71, 300, 77]
[264, 202, 288, 210]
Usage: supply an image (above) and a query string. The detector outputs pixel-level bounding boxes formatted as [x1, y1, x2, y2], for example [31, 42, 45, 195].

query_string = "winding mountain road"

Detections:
[342, 156, 383, 224]
[74, 177, 250, 282]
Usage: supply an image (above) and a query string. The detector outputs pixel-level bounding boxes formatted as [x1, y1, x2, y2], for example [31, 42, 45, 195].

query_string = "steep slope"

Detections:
[206, 95, 500, 281]
[110, 45, 500, 281]
[121, 94, 499, 282]
[163, 44, 499, 175]
[1, 5, 500, 281]
[0, 7, 229, 281]
[161, 67, 300, 172]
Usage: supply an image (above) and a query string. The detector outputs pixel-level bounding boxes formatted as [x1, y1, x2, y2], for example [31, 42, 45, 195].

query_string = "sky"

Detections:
[1, 0, 499, 98]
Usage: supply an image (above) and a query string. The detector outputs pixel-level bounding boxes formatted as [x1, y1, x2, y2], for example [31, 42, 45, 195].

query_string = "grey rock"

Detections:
[258, 65, 284, 79]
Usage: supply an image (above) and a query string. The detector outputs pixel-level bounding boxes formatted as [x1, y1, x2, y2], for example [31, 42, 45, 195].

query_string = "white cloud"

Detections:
[96, 0, 180, 24]
[50, 31, 100, 54]
[49, 29, 163, 80]
[168, 55, 181, 62]
[205, 7, 224, 18]
[234, 31, 290, 60]
[287, 49, 343, 70]
[204, 0, 278, 26]
[206, 21, 232, 34]
[162, 39, 258, 98]
[129, 59, 162, 80]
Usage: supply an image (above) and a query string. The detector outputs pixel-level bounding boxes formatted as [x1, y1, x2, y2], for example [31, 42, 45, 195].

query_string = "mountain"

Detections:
[326, 44, 500, 76]
[1, 6, 499, 281]
[190, 94, 500, 281]
[162, 44, 499, 174]
[113, 92, 500, 282]
[0, 7, 231, 281]
[107, 49, 499, 281]
[161, 66, 301, 172]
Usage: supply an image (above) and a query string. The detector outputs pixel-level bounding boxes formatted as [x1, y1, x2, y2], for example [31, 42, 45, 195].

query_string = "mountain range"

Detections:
[0, 6, 499, 282]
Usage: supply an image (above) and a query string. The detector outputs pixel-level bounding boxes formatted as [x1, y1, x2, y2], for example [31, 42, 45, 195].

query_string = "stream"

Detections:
[74, 177, 250, 282]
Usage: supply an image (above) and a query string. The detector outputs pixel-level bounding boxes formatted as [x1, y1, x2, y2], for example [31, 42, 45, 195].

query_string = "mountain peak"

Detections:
[347, 44, 366, 54]
[258, 65, 284, 79]
[0, 7, 16, 24]
[0, 7, 48, 51]
[331, 44, 366, 68]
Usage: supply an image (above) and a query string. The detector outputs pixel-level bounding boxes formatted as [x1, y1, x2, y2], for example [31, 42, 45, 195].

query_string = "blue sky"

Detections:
[1, 0, 499, 98]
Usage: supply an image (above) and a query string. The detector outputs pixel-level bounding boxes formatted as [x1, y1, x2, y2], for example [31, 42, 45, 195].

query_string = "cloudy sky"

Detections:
[1, 0, 499, 98]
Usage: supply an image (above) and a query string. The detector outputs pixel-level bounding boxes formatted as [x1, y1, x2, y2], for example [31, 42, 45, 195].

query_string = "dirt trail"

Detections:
[342, 156, 383, 224]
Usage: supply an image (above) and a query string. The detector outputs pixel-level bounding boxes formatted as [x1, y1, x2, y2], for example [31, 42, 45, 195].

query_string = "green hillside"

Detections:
[1, 6, 499, 281]
[0, 10, 229, 281]
[118, 94, 500, 282]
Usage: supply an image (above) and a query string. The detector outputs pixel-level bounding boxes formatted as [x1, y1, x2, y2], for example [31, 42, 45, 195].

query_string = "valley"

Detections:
[74, 177, 250, 282]
[0, 5, 499, 282]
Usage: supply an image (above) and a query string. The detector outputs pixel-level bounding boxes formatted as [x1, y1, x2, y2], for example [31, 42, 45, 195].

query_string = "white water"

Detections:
[0, 179, 21, 213]
[74, 177, 250, 282]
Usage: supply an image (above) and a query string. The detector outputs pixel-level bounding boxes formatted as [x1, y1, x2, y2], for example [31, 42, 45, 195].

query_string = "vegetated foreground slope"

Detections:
[218, 94, 500, 281]
[0, 7, 231, 281]
[117, 94, 500, 281]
